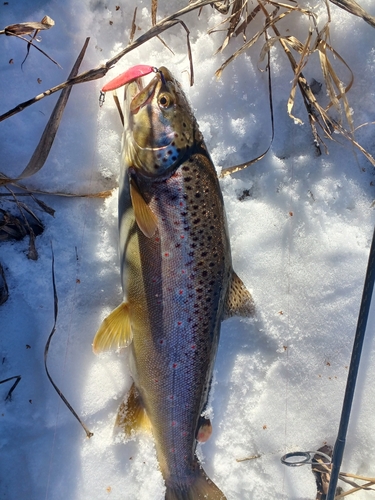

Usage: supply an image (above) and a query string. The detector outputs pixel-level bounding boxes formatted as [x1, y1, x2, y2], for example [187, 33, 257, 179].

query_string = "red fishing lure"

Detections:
[101, 65, 157, 92]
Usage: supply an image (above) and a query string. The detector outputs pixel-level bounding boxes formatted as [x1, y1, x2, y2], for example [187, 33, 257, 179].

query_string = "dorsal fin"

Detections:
[223, 271, 255, 320]
[115, 383, 152, 436]
[130, 178, 158, 238]
[92, 302, 132, 354]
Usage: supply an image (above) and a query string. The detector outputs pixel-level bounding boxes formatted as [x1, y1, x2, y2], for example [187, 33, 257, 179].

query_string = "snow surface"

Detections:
[1, 1, 375, 499]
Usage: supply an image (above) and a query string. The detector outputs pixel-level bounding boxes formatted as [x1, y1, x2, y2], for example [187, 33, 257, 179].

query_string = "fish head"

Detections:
[123, 66, 199, 177]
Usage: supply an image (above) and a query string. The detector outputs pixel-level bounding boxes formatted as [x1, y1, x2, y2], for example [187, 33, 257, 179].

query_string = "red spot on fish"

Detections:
[164, 252, 169, 257]
[191, 345, 196, 349]
[182, 431, 188, 437]
[172, 363, 178, 369]
[179, 290, 184, 295]
[170, 448, 176, 453]
[181, 269, 186, 274]
[171, 421, 177, 427]
[159, 340, 164, 344]
[177, 321, 182, 326]
[180, 202, 184, 206]
[154, 379, 158, 383]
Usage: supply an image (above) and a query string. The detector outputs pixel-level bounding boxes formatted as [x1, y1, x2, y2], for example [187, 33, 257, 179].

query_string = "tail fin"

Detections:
[165, 466, 226, 500]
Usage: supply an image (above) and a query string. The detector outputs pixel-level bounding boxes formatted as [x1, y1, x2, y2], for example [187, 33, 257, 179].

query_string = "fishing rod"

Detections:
[326, 225, 375, 499]
[281, 226, 375, 498]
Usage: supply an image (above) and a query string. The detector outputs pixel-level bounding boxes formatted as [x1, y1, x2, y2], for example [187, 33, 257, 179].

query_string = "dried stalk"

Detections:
[0, 38, 90, 187]
[329, 0, 375, 29]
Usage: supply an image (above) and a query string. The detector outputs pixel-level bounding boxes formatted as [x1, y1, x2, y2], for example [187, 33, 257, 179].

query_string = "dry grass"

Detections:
[214, 0, 375, 174]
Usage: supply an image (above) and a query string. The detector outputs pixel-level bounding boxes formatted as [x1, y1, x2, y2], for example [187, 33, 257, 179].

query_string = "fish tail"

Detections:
[165, 467, 226, 500]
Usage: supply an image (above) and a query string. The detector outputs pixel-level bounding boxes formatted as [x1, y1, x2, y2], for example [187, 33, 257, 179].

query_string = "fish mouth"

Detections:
[125, 66, 173, 114]
[125, 73, 158, 114]
[123, 66, 179, 164]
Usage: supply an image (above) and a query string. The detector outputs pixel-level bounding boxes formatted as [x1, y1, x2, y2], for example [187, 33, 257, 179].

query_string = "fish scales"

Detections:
[94, 66, 255, 499]
[128, 153, 231, 484]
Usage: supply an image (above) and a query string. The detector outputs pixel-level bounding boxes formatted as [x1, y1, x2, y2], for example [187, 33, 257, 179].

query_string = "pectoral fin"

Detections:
[115, 383, 152, 436]
[130, 178, 157, 238]
[223, 271, 255, 320]
[92, 302, 132, 354]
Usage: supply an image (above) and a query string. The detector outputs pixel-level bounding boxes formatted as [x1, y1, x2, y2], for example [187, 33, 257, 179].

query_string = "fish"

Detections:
[93, 66, 255, 500]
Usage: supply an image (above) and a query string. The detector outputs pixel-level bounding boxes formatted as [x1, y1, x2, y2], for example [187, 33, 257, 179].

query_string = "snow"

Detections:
[1, 1, 375, 498]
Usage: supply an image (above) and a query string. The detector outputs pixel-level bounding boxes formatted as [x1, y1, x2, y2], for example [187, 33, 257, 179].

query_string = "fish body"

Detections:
[94, 67, 254, 499]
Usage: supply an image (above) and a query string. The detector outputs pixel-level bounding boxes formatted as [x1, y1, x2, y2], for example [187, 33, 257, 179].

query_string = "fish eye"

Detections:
[158, 93, 172, 108]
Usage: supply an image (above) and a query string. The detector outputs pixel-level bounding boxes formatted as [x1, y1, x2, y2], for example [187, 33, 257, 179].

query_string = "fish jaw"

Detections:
[122, 68, 200, 178]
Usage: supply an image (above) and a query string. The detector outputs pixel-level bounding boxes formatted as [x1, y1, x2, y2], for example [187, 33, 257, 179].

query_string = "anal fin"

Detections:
[92, 302, 132, 354]
[224, 271, 255, 320]
[115, 383, 152, 436]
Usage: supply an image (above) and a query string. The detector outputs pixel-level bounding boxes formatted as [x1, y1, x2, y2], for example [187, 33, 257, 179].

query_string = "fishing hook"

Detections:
[99, 91, 105, 107]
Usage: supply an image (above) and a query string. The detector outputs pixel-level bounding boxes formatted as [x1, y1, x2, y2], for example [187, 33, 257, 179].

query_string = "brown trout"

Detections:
[94, 66, 255, 499]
